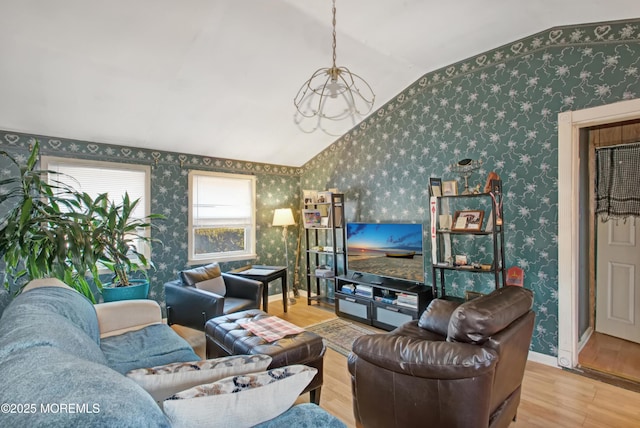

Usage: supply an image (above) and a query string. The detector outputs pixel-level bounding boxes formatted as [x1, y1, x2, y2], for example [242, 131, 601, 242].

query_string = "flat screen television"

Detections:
[346, 222, 425, 283]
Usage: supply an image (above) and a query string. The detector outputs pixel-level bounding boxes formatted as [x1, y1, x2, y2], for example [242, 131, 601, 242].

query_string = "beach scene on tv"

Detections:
[346, 222, 425, 283]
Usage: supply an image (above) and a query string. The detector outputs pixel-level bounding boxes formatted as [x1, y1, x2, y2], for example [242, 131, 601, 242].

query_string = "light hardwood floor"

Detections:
[172, 300, 640, 428]
[579, 331, 640, 383]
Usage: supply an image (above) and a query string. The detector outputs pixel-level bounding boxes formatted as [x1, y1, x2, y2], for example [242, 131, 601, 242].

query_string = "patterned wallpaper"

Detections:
[2, 19, 639, 357]
[301, 19, 640, 356]
[0, 133, 302, 306]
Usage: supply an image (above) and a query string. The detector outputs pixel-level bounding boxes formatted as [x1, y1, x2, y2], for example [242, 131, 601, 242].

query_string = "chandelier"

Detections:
[294, 0, 375, 123]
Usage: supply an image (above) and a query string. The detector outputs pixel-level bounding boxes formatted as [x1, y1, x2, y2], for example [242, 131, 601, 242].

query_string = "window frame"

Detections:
[188, 170, 257, 264]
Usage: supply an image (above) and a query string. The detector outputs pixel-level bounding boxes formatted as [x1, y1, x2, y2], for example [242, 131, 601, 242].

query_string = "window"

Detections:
[41, 156, 151, 260]
[188, 170, 256, 263]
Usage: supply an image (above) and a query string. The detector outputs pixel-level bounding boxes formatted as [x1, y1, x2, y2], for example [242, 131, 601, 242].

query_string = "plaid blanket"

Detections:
[239, 316, 304, 343]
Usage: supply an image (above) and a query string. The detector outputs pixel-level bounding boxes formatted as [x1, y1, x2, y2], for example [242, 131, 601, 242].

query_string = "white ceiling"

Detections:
[1, 1, 640, 167]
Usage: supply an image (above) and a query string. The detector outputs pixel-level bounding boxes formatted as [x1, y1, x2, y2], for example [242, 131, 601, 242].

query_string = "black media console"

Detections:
[334, 272, 432, 331]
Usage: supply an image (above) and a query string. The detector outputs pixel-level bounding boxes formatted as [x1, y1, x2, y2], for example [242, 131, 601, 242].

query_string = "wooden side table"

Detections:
[229, 265, 288, 313]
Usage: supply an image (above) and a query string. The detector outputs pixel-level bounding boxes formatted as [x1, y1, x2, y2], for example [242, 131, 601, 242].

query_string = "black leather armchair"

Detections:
[348, 286, 535, 428]
[165, 264, 263, 331]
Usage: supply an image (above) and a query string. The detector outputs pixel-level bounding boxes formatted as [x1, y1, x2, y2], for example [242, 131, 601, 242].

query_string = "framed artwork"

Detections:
[302, 190, 318, 205]
[429, 177, 442, 197]
[316, 191, 332, 204]
[302, 209, 323, 228]
[442, 180, 458, 196]
[451, 210, 485, 231]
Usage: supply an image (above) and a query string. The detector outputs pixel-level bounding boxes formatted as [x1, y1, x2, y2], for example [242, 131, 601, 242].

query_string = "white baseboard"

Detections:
[528, 350, 558, 367]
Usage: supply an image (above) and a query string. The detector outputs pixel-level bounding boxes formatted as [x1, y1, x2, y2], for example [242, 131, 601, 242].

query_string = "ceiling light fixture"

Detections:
[294, 0, 375, 123]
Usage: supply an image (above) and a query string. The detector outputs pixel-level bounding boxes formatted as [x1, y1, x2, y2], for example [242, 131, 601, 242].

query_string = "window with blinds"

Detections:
[188, 171, 256, 262]
[40, 156, 151, 260]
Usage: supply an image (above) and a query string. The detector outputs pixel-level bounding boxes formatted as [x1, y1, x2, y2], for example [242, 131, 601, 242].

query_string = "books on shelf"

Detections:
[340, 284, 355, 294]
[355, 284, 373, 298]
[395, 300, 418, 309]
[374, 296, 397, 305]
[395, 293, 418, 309]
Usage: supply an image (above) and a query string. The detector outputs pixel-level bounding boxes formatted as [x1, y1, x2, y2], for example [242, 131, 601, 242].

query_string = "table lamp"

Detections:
[272, 208, 296, 304]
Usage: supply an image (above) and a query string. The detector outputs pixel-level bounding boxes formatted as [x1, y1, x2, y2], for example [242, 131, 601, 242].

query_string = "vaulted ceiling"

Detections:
[1, 1, 639, 166]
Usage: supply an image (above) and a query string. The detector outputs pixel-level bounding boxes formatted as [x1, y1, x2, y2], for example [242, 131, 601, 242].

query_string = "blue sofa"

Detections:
[0, 279, 345, 427]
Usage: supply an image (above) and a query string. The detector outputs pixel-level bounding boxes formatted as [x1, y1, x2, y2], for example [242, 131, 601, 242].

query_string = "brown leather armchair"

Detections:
[348, 286, 535, 428]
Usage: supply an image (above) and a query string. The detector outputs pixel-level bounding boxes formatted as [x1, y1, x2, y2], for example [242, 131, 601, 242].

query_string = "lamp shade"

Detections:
[272, 208, 295, 227]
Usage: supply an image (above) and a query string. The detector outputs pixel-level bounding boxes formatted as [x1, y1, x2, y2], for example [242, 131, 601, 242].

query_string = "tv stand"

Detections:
[335, 273, 432, 331]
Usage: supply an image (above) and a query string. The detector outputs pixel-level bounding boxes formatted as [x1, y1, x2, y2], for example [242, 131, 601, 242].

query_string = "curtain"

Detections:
[595, 142, 640, 220]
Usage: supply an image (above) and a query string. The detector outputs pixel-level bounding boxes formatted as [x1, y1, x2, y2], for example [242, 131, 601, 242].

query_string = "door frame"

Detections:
[558, 98, 640, 368]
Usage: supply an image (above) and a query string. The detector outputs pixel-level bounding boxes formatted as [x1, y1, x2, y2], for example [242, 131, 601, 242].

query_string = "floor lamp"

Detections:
[272, 208, 297, 305]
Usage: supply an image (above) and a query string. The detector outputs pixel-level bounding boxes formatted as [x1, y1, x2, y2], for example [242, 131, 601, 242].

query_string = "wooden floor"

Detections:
[579, 331, 640, 383]
[172, 299, 640, 428]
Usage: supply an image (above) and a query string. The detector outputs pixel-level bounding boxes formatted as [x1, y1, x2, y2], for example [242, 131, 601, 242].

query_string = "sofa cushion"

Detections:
[0, 346, 170, 428]
[0, 288, 107, 365]
[447, 286, 534, 345]
[418, 298, 460, 336]
[126, 354, 272, 403]
[163, 365, 317, 428]
[101, 323, 200, 374]
[12, 286, 101, 343]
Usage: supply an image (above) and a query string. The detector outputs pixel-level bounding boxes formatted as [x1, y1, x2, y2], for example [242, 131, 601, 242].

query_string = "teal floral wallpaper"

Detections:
[301, 19, 640, 356]
[2, 19, 639, 358]
[0, 133, 302, 307]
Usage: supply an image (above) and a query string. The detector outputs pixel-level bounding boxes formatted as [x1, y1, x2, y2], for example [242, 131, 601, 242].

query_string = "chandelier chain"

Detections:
[331, 0, 337, 69]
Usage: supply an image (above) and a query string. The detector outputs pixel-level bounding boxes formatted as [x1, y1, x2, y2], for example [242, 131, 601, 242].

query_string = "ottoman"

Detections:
[205, 309, 326, 404]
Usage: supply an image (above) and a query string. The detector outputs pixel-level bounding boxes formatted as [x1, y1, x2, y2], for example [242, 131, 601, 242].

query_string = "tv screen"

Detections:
[346, 222, 425, 283]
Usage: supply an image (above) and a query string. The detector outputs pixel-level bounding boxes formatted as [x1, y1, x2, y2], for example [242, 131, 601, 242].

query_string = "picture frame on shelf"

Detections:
[316, 191, 332, 204]
[302, 209, 323, 228]
[429, 177, 442, 197]
[442, 180, 458, 196]
[451, 210, 485, 231]
[303, 190, 318, 205]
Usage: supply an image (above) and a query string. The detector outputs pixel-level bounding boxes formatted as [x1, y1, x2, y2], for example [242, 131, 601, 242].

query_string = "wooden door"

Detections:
[596, 218, 640, 343]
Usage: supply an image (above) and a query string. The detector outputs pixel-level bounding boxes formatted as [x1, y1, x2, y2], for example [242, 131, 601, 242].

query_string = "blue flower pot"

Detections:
[101, 279, 149, 302]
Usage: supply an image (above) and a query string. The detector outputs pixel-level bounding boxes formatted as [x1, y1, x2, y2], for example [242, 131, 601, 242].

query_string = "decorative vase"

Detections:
[101, 279, 150, 302]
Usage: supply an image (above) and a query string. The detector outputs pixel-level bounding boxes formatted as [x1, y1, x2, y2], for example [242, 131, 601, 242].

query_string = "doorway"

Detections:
[557, 98, 640, 378]
[577, 122, 640, 383]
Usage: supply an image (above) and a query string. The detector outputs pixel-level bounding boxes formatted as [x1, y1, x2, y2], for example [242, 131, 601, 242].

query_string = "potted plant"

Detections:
[91, 192, 164, 302]
[0, 142, 102, 302]
[1, 142, 164, 303]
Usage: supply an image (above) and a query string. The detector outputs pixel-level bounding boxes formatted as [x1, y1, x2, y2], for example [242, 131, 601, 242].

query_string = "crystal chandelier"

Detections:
[294, 0, 375, 124]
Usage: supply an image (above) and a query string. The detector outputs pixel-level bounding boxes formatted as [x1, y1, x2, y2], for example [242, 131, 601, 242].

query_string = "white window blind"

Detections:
[192, 175, 252, 226]
[189, 171, 256, 262]
[41, 157, 149, 219]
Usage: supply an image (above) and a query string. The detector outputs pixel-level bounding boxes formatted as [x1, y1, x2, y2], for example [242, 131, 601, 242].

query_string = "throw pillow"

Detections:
[195, 277, 226, 296]
[181, 263, 226, 296]
[163, 365, 317, 428]
[126, 354, 272, 404]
